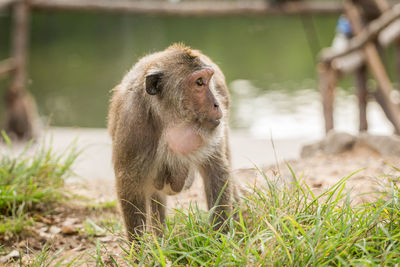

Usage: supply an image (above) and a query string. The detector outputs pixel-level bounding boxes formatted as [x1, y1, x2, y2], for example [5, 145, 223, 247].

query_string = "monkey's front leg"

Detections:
[200, 150, 233, 231]
[150, 192, 166, 235]
[117, 177, 148, 241]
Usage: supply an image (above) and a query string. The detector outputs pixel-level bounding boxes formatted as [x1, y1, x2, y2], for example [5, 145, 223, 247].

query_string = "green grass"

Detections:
[115, 167, 400, 266]
[86, 200, 117, 211]
[12, 165, 400, 266]
[0, 132, 79, 236]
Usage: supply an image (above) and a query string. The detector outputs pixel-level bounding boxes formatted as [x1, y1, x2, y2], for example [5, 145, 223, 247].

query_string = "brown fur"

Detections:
[108, 44, 233, 240]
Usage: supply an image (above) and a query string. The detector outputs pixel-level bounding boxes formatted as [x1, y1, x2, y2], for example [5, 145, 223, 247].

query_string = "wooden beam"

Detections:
[319, 3, 400, 63]
[29, 0, 343, 16]
[0, 58, 16, 78]
[0, 0, 16, 10]
[345, 1, 400, 134]
[374, 90, 400, 132]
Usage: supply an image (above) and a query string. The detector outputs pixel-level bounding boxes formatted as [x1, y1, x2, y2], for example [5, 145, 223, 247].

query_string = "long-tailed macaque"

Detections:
[108, 44, 233, 240]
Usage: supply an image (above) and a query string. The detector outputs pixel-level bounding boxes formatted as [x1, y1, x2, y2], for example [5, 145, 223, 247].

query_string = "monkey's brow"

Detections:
[192, 64, 213, 71]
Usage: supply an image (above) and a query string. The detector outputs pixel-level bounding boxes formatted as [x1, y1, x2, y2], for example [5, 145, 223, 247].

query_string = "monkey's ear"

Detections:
[145, 72, 163, 95]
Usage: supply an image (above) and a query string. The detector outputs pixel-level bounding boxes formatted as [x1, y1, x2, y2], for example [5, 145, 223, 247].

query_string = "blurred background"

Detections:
[0, 0, 398, 170]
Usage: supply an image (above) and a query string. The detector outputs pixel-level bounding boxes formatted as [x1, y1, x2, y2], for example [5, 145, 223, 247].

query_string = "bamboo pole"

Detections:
[29, 0, 343, 16]
[345, 1, 400, 134]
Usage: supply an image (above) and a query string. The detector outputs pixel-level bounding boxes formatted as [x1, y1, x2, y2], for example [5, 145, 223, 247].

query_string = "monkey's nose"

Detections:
[214, 103, 219, 108]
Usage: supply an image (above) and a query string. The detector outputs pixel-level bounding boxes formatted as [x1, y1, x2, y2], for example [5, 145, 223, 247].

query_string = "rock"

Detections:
[301, 131, 357, 157]
[358, 133, 400, 157]
[18, 240, 26, 248]
[1, 250, 20, 263]
[301, 141, 323, 158]
[323, 131, 356, 154]
[301, 131, 400, 158]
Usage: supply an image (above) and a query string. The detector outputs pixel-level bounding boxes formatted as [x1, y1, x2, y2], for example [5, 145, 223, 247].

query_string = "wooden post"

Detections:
[5, 0, 38, 140]
[373, 0, 400, 93]
[396, 39, 400, 91]
[355, 65, 368, 131]
[10, 0, 29, 97]
[345, 1, 400, 134]
[318, 63, 337, 133]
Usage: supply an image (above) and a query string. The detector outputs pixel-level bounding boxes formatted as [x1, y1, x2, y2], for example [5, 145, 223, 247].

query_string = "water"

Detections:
[0, 11, 396, 139]
[231, 81, 394, 139]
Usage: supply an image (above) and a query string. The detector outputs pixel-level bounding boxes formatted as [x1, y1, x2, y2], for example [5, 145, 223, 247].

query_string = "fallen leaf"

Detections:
[63, 217, 79, 227]
[49, 226, 62, 235]
[62, 225, 78, 235]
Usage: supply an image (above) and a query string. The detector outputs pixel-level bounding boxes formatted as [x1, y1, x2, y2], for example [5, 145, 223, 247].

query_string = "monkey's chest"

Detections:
[166, 125, 204, 155]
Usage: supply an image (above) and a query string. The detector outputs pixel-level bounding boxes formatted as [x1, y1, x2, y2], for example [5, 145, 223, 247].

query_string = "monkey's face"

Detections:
[181, 67, 223, 130]
[145, 65, 223, 131]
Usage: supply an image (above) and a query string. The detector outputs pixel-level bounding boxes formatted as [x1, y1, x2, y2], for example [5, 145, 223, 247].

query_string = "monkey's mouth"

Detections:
[202, 118, 221, 128]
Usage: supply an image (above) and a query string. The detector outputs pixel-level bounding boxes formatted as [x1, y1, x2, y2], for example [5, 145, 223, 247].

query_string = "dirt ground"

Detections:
[81, 140, 400, 212]
[1, 130, 400, 265]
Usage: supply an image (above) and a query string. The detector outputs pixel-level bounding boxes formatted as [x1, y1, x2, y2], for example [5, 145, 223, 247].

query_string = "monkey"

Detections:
[108, 44, 233, 241]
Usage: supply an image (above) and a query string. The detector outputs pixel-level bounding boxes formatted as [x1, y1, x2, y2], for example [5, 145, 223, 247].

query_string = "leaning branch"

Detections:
[319, 3, 400, 63]
[29, 0, 343, 16]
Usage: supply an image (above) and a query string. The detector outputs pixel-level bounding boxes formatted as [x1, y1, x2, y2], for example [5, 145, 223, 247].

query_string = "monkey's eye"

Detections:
[196, 78, 204, 86]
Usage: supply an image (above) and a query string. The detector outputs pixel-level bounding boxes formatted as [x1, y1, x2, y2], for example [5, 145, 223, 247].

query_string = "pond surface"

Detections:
[0, 11, 396, 138]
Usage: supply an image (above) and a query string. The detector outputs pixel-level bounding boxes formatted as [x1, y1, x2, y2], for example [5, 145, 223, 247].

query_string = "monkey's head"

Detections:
[143, 44, 223, 131]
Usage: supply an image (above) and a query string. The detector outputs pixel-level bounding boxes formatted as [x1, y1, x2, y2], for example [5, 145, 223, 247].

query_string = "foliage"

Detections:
[0, 132, 79, 235]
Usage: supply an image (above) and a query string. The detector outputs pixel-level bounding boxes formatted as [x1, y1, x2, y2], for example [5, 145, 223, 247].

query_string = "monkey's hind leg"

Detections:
[150, 192, 166, 235]
[200, 151, 233, 232]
